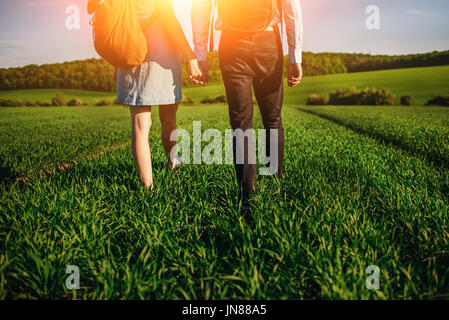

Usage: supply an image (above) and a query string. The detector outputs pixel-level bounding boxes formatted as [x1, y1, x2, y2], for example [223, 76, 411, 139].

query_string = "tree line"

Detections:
[1, 51, 448, 92]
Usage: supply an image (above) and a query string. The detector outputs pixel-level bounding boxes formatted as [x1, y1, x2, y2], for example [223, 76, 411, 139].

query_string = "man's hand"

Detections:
[198, 61, 209, 84]
[287, 63, 303, 87]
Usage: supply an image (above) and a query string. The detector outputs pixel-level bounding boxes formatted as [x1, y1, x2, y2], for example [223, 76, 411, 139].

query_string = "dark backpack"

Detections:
[218, 0, 280, 33]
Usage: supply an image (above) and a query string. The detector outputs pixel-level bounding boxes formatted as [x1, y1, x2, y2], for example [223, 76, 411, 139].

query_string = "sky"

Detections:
[0, 0, 449, 68]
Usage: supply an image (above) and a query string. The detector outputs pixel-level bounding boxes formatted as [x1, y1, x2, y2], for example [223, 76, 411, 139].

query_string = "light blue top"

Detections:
[116, 17, 182, 106]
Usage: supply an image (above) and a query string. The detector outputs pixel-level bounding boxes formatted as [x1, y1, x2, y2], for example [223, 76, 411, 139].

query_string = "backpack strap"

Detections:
[208, 0, 217, 53]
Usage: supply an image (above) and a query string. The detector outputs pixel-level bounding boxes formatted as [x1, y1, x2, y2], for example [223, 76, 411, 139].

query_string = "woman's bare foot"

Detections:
[146, 184, 155, 198]
[167, 156, 184, 171]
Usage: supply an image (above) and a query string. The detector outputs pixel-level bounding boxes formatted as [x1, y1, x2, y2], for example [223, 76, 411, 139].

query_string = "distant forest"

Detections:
[1, 50, 448, 92]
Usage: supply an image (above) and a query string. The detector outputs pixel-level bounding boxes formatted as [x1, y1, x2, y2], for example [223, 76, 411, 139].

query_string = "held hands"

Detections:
[287, 63, 303, 87]
[188, 59, 205, 86]
[198, 61, 209, 84]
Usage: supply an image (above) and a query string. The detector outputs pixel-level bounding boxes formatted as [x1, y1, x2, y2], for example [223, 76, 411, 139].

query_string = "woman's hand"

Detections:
[188, 59, 205, 86]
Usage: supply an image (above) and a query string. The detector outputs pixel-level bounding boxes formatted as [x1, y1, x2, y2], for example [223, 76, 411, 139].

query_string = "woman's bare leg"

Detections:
[130, 106, 153, 189]
[159, 103, 178, 163]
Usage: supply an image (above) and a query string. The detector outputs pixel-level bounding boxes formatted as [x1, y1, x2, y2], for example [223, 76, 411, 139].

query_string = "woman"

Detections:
[116, 0, 203, 193]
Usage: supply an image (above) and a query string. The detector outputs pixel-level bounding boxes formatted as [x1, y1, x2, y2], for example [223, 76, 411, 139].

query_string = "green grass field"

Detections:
[0, 89, 115, 106]
[0, 66, 449, 299]
[0, 106, 130, 179]
[1, 65, 449, 106]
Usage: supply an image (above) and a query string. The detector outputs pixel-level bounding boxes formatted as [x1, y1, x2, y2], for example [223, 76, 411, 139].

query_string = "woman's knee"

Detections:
[131, 108, 152, 136]
[135, 117, 152, 135]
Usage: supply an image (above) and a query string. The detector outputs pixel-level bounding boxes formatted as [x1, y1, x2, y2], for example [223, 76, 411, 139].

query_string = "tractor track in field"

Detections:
[3, 141, 130, 186]
[296, 106, 449, 171]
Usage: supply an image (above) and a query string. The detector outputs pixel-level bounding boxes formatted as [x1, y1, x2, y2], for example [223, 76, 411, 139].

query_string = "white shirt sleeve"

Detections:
[282, 0, 304, 64]
[192, 0, 213, 62]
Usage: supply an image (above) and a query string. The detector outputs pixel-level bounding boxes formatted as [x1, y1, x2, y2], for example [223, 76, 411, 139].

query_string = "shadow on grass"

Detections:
[280, 138, 449, 298]
[0, 163, 15, 183]
[296, 107, 449, 173]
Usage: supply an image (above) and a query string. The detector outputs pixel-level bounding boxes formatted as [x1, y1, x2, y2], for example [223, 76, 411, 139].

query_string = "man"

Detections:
[192, 0, 304, 210]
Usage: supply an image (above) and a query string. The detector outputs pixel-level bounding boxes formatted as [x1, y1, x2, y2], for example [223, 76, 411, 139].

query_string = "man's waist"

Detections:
[215, 17, 279, 33]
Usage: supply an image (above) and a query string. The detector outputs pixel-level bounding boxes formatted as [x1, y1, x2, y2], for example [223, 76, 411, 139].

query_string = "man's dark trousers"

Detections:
[219, 27, 285, 203]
